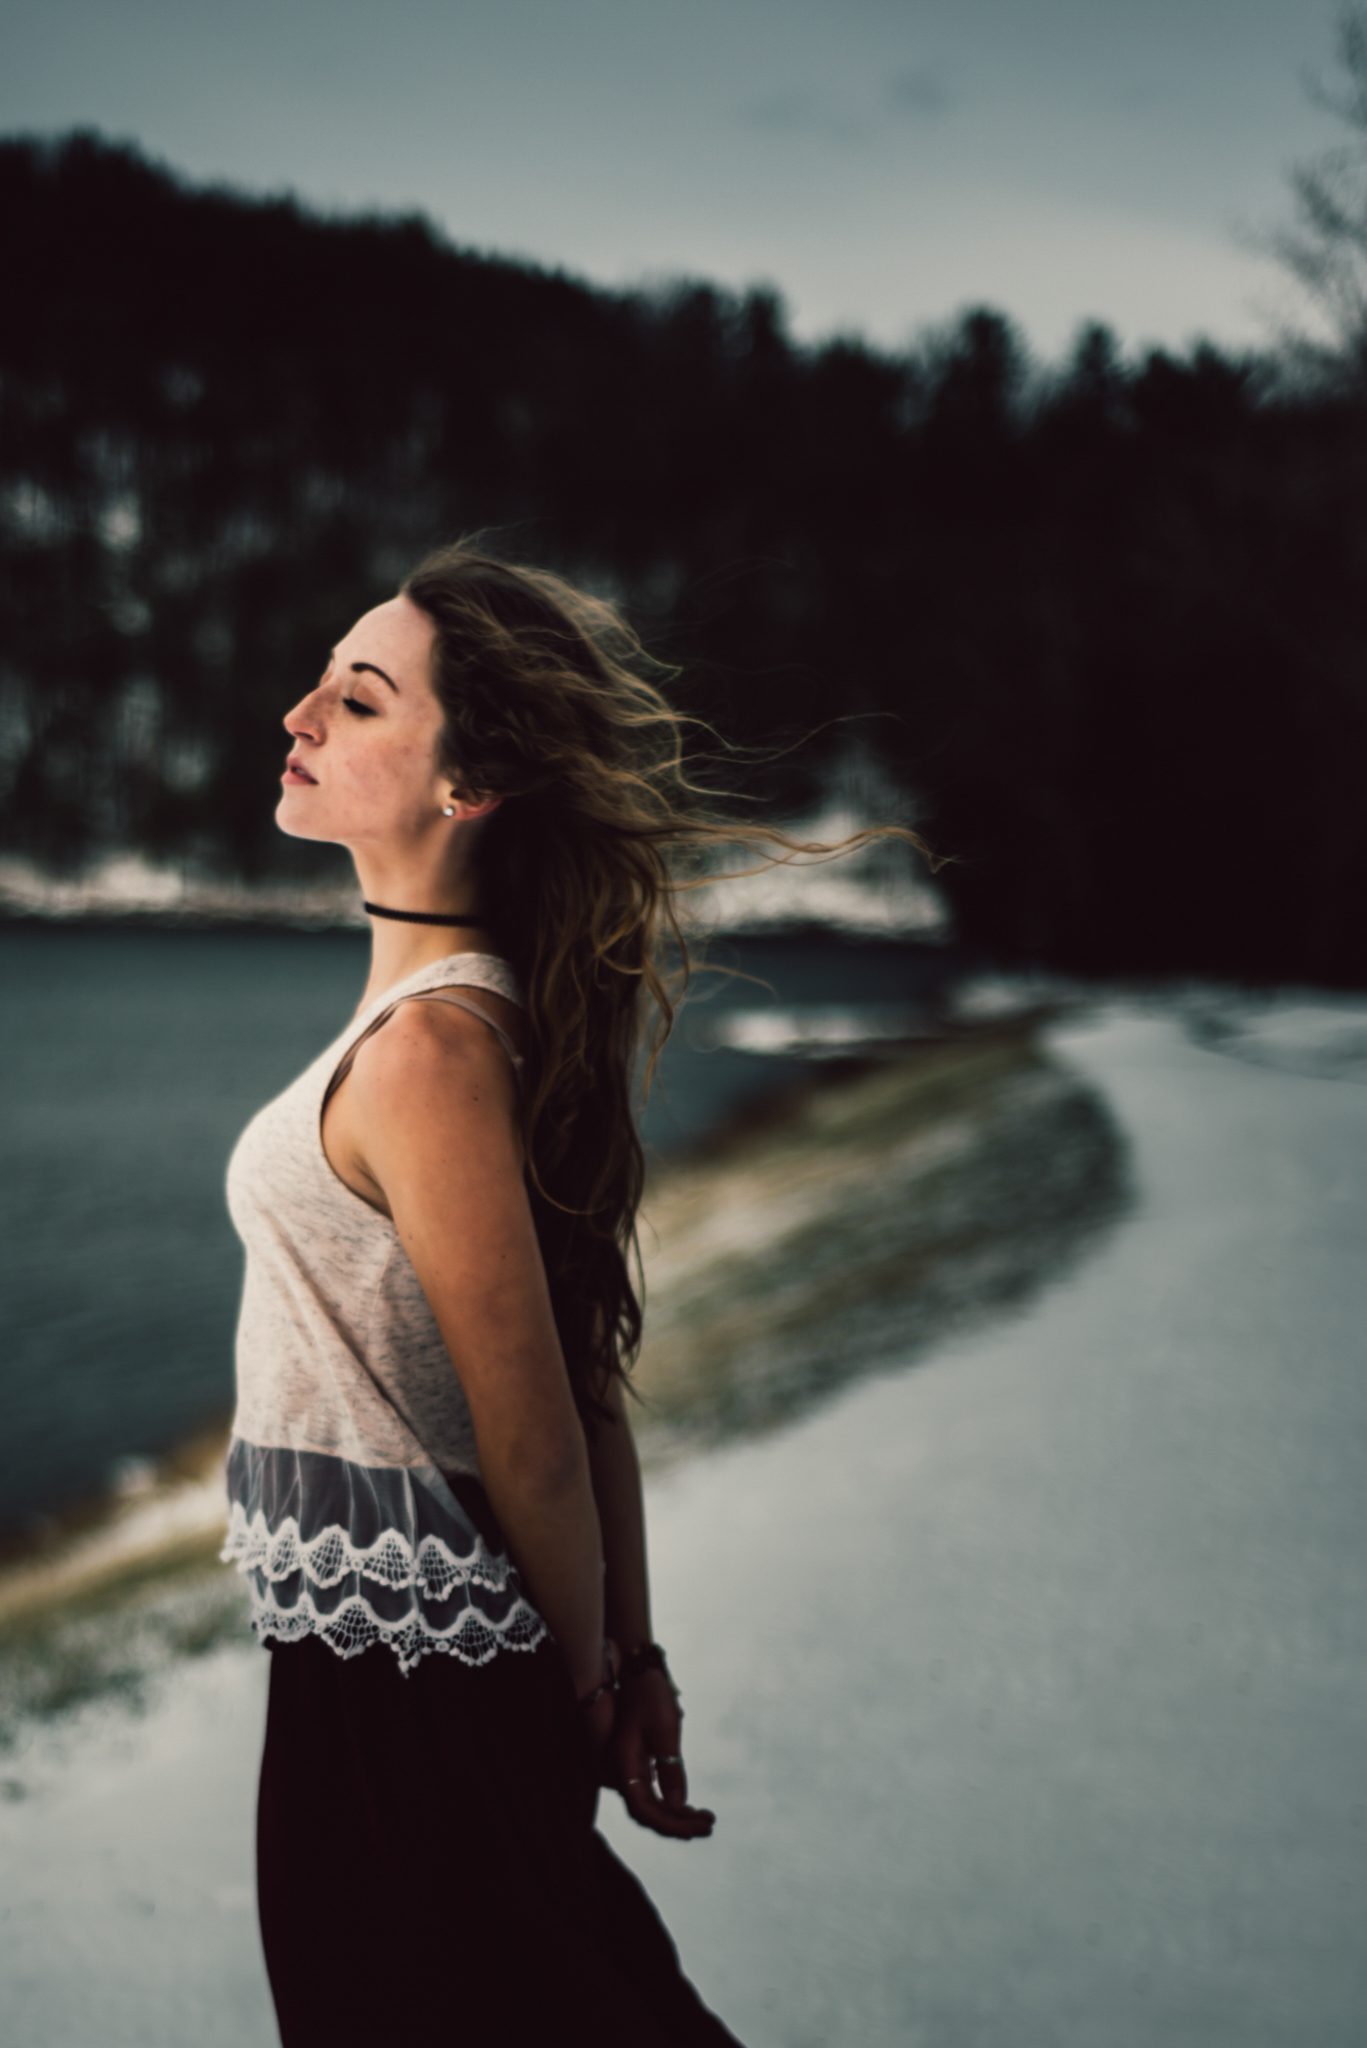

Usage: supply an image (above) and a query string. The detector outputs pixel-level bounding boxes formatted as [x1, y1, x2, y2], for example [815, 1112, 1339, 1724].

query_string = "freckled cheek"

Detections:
[343, 738, 439, 820]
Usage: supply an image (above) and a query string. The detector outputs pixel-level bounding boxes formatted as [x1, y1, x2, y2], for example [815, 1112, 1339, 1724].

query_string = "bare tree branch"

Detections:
[1275, 9, 1367, 355]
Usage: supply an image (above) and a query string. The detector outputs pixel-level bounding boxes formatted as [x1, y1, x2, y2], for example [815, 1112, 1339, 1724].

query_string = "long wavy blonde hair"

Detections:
[403, 541, 933, 1421]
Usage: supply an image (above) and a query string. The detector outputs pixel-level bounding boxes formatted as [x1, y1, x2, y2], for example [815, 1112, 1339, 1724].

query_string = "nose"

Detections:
[283, 686, 326, 745]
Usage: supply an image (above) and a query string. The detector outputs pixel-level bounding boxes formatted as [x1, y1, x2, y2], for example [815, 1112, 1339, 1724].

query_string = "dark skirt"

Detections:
[257, 1631, 742, 2047]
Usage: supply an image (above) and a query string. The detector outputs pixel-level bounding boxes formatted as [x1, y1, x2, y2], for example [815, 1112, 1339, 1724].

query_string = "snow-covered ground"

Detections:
[1, 999, 1364, 2047]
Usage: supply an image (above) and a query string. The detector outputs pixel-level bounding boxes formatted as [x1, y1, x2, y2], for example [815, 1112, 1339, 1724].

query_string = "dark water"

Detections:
[0, 922, 952, 1533]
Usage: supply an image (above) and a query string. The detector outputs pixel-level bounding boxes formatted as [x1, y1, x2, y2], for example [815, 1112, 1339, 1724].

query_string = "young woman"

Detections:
[222, 544, 749, 2045]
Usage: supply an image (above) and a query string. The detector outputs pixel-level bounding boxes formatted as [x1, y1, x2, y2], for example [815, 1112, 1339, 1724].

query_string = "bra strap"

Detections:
[404, 989, 525, 1080]
[323, 986, 524, 1111]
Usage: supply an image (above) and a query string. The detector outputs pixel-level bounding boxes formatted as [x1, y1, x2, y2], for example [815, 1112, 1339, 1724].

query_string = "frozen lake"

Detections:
[1, 1001, 1364, 2047]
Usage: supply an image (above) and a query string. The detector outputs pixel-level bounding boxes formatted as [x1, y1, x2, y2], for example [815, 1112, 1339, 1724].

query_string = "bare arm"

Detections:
[589, 1373, 716, 1839]
[338, 1002, 607, 1701]
[587, 1370, 652, 1649]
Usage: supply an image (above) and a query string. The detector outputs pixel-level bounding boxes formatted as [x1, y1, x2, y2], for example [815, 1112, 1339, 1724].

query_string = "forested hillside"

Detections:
[2, 133, 1365, 983]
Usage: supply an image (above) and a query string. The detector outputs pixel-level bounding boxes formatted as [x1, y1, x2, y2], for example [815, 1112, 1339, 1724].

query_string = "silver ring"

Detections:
[625, 1777, 649, 1789]
[657, 1754, 684, 1767]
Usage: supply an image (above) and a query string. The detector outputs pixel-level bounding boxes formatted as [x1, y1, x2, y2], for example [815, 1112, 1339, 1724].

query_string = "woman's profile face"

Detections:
[277, 595, 452, 848]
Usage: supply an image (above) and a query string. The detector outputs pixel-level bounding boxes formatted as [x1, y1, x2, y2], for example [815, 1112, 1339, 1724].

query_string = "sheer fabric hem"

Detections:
[243, 1581, 549, 1674]
[222, 1501, 515, 1598]
[222, 1437, 549, 1676]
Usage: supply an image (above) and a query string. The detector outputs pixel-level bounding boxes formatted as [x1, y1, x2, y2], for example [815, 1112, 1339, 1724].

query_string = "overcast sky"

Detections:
[1, 0, 1345, 360]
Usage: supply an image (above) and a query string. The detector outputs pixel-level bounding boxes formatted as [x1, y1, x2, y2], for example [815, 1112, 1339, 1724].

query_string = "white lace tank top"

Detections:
[220, 953, 549, 1674]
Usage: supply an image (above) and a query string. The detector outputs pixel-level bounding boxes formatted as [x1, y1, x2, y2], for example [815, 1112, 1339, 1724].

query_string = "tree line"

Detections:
[1, 130, 1365, 985]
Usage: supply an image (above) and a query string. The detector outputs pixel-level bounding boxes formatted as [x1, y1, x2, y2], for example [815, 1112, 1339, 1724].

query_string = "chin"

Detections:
[275, 792, 332, 842]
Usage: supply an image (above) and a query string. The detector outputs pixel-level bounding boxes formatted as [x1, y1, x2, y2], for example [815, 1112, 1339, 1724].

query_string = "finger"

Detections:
[654, 1752, 689, 1812]
[627, 1791, 715, 1839]
[612, 1722, 650, 1793]
[621, 1774, 715, 1839]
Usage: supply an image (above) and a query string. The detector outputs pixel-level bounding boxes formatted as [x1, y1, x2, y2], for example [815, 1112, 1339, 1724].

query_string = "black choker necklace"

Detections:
[363, 902, 484, 927]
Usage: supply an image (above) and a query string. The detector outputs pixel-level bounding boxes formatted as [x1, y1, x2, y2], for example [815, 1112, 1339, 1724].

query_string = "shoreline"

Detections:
[0, 1427, 233, 1637]
[0, 845, 950, 943]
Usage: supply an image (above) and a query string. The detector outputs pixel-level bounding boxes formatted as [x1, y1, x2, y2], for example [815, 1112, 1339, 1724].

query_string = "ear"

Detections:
[444, 789, 503, 823]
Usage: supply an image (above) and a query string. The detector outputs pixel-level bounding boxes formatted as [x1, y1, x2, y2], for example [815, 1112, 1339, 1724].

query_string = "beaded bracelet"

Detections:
[619, 1641, 670, 1684]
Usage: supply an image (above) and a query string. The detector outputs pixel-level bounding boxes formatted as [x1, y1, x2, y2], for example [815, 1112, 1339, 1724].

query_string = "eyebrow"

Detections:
[350, 661, 399, 694]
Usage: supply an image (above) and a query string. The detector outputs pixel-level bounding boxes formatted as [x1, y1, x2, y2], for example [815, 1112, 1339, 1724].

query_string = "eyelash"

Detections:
[342, 696, 377, 718]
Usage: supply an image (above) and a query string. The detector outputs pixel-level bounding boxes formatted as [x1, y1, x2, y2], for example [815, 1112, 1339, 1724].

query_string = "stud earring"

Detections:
[442, 803, 455, 817]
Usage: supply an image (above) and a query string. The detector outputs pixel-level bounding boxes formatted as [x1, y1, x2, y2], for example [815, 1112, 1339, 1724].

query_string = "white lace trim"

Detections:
[244, 1582, 549, 1674]
[221, 1499, 514, 1599]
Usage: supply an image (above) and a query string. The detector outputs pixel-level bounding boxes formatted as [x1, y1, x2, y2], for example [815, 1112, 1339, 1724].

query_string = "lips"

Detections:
[283, 757, 317, 785]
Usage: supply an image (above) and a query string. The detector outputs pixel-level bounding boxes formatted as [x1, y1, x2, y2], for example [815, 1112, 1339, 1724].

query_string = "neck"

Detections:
[351, 845, 492, 1008]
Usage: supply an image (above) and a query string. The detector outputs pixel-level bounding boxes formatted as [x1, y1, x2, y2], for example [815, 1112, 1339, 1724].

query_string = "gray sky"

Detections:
[0, 0, 1343, 359]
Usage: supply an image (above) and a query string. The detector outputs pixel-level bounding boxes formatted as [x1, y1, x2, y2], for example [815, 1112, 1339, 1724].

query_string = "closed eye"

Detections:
[342, 695, 378, 717]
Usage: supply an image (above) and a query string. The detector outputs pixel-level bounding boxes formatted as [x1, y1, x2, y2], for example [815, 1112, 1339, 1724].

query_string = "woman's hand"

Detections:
[610, 1668, 715, 1839]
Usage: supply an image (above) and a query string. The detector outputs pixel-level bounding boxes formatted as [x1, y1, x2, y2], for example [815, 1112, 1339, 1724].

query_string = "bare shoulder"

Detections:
[352, 994, 522, 1121]
[321, 993, 526, 1217]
